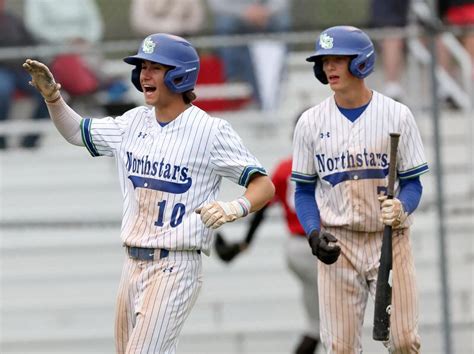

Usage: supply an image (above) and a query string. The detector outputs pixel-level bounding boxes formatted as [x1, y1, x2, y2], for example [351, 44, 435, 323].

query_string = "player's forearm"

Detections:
[295, 181, 321, 235]
[243, 174, 275, 212]
[46, 96, 83, 146]
[398, 176, 422, 214]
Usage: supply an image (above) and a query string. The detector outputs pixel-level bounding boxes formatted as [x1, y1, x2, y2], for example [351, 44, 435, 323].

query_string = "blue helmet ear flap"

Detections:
[349, 52, 376, 79]
[164, 65, 199, 93]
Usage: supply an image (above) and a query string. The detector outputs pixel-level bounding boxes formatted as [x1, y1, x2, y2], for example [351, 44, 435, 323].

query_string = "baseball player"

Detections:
[291, 26, 429, 353]
[23, 33, 274, 354]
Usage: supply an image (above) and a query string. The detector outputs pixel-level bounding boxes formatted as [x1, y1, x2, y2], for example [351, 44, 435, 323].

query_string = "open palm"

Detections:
[22, 59, 61, 100]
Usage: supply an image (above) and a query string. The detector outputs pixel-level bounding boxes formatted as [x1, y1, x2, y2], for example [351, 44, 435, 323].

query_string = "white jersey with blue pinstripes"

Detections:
[291, 91, 429, 232]
[81, 104, 265, 255]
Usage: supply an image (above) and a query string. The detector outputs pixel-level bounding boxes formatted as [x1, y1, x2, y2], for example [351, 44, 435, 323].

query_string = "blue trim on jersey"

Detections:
[337, 101, 370, 122]
[291, 172, 318, 184]
[323, 168, 389, 187]
[399, 163, 429, 179]
[295, 181, 320, 235]
[128, 175, 192, 194]
[81, 118, 100, 157]
[239, 166, 267, 187]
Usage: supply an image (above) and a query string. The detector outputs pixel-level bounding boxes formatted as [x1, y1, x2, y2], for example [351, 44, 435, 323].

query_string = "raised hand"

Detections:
[22, 59, 61, 101]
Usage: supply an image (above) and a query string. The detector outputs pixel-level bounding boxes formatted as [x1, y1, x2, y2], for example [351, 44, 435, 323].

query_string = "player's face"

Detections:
[139, 60, 175, 106]
[322, 56, 358, 91]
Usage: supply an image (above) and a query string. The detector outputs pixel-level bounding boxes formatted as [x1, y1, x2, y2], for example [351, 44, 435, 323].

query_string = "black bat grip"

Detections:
[386, 133, 400, 199]
[372, 132, 400, 341]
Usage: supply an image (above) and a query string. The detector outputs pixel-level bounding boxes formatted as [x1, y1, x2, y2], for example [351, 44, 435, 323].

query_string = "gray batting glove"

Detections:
[378, 195, 407, 228]
[195, 197, 251, 229]
[22, 59, 61, 102]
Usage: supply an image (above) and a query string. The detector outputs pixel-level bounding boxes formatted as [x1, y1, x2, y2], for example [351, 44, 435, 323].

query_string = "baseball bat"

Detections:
[373, 132, 400, 342]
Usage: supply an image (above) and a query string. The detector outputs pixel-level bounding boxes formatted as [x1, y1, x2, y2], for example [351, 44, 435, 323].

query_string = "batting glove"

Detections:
[308, 230, 341, 265]
[22, 59, 61, 102]
[195, 197, 251, 229]
[378, 195, 408, 228]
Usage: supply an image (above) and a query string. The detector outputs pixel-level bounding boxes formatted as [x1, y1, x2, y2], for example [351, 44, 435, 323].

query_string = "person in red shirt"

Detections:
[215, 155, 320, 354]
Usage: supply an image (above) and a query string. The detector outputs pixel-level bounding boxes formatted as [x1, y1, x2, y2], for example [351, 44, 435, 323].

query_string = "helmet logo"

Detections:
[142, 37, 156, 54]
[319, 33, 334, 49]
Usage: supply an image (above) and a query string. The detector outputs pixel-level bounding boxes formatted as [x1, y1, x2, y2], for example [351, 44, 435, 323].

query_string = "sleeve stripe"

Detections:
[239, 166, 267, 187]
[399, 163, 429, 179]
[291, 172, 317, 183]
[81, 118, 100, 157]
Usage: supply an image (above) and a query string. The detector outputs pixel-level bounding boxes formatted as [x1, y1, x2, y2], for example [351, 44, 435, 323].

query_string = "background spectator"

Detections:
[438, 0, 474, 81]
[129, 0, 206, 37]
[24, 0, 105, 99]
[0, 0, 48, 149]
[207, 0, 290, 109]
[370, 0, 411, 102]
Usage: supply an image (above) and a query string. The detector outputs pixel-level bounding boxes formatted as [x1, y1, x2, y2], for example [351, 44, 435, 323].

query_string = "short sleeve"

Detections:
[81, 115, 128, 157]
[291, 113, 317, 183]
[210, 120, 267, 187]
[397, 106, 429, 179]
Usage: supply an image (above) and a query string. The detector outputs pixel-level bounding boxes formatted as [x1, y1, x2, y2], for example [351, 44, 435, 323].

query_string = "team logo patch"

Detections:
[319, 33, 334, 49]
[142, 37, 156, 54]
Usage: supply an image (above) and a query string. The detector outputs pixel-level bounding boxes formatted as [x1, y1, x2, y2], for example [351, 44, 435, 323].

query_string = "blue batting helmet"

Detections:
[123, 33, 200, 93]
[306, 26, 375, 84]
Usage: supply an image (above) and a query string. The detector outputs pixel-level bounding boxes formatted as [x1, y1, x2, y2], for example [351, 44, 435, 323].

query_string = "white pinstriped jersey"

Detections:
[81, 105, 266, 255]
[291, 91, 429, 232]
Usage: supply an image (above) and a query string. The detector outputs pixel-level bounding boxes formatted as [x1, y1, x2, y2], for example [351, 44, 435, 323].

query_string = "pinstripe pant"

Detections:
[318, 227, 421, 354]
[115, 250, 202, 354]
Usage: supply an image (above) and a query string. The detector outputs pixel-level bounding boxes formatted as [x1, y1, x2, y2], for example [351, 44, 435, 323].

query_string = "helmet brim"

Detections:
[306, 49, 360, 62]
[123, 53, 176, 68]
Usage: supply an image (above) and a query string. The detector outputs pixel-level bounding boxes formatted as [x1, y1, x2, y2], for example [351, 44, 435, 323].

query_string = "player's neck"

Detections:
[155, 102, 191, 123]
[333, 84, 372, 109]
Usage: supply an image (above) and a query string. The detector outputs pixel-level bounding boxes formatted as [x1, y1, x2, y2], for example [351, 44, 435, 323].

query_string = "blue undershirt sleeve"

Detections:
[295, 181, 320, 236]
[398, 176, 423, 214]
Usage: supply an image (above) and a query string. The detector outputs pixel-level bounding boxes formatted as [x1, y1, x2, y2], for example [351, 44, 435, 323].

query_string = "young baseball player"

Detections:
[291, 26, 429, 353]
[23, 33, 274, 354]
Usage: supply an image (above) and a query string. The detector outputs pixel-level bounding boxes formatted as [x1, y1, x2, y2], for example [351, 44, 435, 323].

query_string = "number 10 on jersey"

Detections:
[154, 200, 186, 228]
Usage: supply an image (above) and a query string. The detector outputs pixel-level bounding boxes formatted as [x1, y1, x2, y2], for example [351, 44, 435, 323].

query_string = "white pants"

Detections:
[318, 227, 420, 354]
[115, 250, 202, 354]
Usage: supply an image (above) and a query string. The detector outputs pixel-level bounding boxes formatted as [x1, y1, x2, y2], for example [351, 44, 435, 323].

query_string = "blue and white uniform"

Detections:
[292, 91, 428, 232]
[292, 91, 428, 353]
[82, 104, 266, 353]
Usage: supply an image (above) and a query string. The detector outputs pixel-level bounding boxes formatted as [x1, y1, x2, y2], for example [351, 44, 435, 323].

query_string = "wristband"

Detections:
[45, 94, 61, 104]
[236, 196, 251, 217]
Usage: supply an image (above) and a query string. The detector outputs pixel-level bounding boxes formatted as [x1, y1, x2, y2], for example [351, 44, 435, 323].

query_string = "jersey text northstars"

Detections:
[126, 151, 190, 182]
[316, 148, 388, 173]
